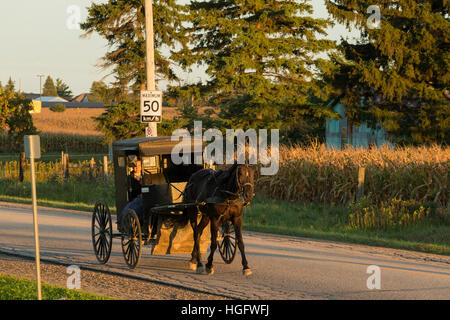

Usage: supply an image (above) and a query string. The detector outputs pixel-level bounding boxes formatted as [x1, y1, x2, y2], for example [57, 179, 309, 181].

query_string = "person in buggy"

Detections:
[118, 155, 144, 231]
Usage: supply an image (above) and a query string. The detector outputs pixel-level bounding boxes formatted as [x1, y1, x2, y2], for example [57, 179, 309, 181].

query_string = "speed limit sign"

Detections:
[140, 90, 162, 123]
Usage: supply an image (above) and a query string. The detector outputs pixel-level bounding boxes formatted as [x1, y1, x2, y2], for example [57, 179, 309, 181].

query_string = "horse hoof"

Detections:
[189, 262, 197, 271]
[243, 268, 252, 276]
[206, 266, 214, 275]
[196, 265, 205, 274]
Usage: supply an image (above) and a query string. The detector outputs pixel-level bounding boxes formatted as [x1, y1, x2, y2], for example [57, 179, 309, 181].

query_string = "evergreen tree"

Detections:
[81, 0, 189, 94]
[326, 0, 450, 144]
[56, 78, 73, 100]
[90, 81, 115, 105]
[5, 77, 15, 93]
[176, 0, 335, 130]
[43, 76, 58, 96]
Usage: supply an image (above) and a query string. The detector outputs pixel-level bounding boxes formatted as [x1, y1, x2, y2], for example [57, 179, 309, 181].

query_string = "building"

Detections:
[23, 93, 104, 109]
[325, 102, 390, 149]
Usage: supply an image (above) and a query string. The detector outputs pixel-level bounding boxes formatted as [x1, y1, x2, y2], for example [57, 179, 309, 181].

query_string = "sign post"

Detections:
[24, 135, 42, 300]
[144, 0, 159, 137]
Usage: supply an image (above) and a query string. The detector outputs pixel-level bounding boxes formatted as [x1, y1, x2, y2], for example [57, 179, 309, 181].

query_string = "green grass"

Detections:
[0, 177, 116, 214]
[0, 274, 111, 300]
[243, 197, 450, 255]
[1, 177, 448, 256]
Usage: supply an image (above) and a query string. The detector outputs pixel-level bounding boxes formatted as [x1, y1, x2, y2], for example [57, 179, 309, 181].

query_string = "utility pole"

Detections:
[145, 0, 158, 137]
[37, 75, 44, 104]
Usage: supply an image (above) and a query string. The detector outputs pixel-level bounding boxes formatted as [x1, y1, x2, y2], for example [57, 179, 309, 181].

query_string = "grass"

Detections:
[243, 197, 450, 255]
[0, 274, 111, 300]
[1, 176, 448, 256]
[0, 178, 116, 213]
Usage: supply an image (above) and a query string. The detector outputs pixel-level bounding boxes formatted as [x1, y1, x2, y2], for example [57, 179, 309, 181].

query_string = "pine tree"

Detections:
[5, 77, 15, 93]
[43, 76, 58, 97]
[325, 0, 450, 144]
[81, 0, 189, 94]
[56, 78, 73, 100]
[176, 0, 336, 130]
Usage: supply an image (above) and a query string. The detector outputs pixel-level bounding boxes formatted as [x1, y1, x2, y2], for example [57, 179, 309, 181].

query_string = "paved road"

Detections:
[0, 203, 449, 300]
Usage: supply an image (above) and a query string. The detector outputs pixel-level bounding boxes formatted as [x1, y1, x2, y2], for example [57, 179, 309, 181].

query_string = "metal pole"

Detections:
[29, 137, 42, 300]
[145, 0, 158, 137]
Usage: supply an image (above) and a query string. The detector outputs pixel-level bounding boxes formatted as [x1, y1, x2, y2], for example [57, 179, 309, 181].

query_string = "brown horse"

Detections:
[182, 163, 258, 275]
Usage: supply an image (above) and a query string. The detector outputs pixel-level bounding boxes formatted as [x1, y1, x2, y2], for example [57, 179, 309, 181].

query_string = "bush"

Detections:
[49, 104, 66, 112]
[348, 198, 433, 230]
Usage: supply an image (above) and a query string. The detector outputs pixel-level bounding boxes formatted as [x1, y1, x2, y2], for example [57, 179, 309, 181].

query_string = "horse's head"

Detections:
[234, 164, 259, 206]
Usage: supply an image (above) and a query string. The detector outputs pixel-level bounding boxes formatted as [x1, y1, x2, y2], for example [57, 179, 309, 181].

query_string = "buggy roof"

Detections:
[112, 136, 205, 156]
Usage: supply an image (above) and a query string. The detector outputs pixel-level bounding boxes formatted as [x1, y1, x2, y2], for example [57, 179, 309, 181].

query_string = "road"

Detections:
[0, 202, 449, 300]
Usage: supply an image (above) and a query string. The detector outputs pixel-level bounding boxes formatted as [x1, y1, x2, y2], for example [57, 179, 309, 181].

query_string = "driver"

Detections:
[118, 157, 144, 230]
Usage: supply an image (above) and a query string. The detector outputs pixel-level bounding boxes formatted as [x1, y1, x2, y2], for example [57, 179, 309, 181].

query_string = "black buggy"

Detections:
[91, 136, 237, 269]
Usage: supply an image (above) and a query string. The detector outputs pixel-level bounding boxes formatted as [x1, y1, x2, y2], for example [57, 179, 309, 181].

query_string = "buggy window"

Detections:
[161, 154, 203, 183]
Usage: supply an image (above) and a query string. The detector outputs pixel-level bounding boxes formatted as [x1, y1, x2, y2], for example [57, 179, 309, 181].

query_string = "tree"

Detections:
[90, 81, 108, 103]
[56, 78, 73, 100]
[326, 0, 450, 144]
[81, 0, 189, 94]
[5, 77, 15, 93]
[95, 101, 147, 142]
[175, 0, 336, 131]
[0, 89, 37, 149]
[43, 76, 58, 97]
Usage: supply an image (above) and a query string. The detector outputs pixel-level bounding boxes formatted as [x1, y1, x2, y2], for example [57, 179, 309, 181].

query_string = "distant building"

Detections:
[71, 93, 91, 103]
[23, 93, 104, 109]
[325, 102, 390, 149]
[33, 96, 68, 103]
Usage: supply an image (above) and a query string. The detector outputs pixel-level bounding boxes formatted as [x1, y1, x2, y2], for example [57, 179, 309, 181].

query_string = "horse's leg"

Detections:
[205, 216, 219, 275]
[188, 208, 199, 270]
[233, 215, 252, 276]
[194, 214, 210, 273]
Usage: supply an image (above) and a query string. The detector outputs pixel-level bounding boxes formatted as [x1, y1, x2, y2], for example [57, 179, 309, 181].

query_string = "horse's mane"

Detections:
[213, 164, 239, 192]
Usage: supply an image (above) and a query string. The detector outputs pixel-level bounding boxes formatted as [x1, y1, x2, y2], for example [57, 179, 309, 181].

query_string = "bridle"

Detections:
[216, 165, 255, 207]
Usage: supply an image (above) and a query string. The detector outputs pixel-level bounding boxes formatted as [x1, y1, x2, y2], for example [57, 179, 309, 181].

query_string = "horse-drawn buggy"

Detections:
[91, 136, 257, 275]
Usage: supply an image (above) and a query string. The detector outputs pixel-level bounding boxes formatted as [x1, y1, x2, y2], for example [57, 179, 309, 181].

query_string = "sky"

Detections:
[0, 0, 358, 96]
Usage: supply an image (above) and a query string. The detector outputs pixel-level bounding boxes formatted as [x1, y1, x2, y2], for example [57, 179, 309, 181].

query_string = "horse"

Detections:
[182, 163, 258, 276]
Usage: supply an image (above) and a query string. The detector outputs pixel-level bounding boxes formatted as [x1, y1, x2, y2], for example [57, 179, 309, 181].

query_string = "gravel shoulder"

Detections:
[0, 253, 226, 300]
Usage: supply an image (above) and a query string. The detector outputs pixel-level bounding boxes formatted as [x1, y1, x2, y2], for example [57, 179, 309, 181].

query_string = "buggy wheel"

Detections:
[92, 200, 113, 264]
[218, 221, 237, 264]
[121, 209, 142, 269]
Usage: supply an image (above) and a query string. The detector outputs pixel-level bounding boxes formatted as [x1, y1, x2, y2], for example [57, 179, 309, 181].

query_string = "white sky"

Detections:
[0, 0, 358, 95]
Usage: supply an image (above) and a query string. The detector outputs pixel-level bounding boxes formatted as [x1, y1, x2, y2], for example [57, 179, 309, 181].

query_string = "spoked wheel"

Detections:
[218, 221, 237, 264]
[121, 209, 142, 269]
[92, 200, 113, 264]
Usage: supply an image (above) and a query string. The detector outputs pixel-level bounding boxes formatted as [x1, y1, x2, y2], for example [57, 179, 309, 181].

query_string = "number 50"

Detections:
[144, 101, 159, 113]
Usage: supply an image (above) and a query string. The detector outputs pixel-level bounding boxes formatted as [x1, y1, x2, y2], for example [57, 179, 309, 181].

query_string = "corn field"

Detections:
[0, 133, 108, 153]
[1, 142, 448, 208]
[256, 143, 449, 207]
